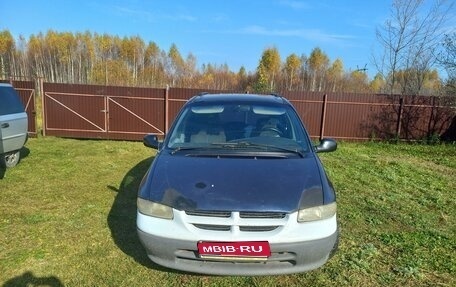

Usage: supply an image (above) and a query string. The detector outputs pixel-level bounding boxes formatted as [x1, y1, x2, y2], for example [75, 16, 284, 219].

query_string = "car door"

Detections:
[0, 84, 28, 154]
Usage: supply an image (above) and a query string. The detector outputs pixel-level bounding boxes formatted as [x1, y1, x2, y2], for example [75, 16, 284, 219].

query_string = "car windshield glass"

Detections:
[167, 102, 310, 153]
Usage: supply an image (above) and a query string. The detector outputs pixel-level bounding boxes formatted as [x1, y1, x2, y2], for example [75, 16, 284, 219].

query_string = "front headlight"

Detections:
[137, 198, 174, 219]
[297, 202, 337, 222]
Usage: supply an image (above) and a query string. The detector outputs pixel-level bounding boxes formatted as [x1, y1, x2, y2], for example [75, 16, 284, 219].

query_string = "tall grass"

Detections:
[1, 138, 454, 286]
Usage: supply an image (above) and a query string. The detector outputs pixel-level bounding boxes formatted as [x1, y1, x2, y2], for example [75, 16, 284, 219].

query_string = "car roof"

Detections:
[189, 93, 290, 105]
[0, 83, 14, 87]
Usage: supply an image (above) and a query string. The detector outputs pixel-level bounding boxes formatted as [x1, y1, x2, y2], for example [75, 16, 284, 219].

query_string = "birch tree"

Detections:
[308, 47, 329, 91]
[283, 53, 301, 91]
[257, 47, 281, 91]
[0, 30, 14, 78]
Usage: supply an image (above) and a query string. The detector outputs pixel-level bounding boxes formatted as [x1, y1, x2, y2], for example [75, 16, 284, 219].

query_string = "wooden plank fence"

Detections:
[6, 80, 455, 141]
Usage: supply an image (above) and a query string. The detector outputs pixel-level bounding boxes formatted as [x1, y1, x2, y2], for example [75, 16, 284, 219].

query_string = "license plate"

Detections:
[197, 241, 271, 260]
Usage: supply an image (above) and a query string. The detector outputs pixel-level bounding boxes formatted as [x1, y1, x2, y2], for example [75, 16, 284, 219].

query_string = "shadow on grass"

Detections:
[107, 155, 177, 272]
[2, 271, 63, 287]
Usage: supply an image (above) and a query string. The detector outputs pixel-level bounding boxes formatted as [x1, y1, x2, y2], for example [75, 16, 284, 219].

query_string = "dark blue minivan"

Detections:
[137, 93, 338, 275]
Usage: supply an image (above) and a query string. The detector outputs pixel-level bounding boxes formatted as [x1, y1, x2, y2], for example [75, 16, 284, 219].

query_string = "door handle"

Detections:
[1, 123, 9, 128]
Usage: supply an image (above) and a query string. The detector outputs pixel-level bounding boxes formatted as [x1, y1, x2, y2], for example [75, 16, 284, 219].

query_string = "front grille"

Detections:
[184, 210, 288, 233]
[186, 210, 287, 219]
[185, 210, 231, 218]
[193, 224, 231, 231]
[240, 212, 286, 219]
[239, 226, 278, 232]
[175, 249, 297, 266]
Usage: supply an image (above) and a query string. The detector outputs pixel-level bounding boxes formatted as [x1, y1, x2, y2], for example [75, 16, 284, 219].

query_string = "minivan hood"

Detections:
[140, 152, 325, 212]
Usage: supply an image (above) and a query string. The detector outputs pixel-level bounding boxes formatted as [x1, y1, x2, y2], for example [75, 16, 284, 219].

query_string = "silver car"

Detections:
[0, 83, 28, 168]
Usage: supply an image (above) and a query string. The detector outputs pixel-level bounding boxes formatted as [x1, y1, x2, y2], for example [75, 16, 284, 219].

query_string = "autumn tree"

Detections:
[253, 62, 269, 93]
[0, 30, 15, 78]
[236, 66, 251, 92]
[167, 43, 185, 86]
[370, 73, 386, 93]
[44, 30, 61, 82]
[326, 58, 344, 92]
[92, 33, 114, 84]
[74, 31, 95, 84]
[182, 53, 198, 88]
[308, 47, 329, 92]
[346, 70, 371, 93]
[297, 54, 310, 91]
[256, 47, 281, 91]
[283, 53, 301, 91]
[142, 41, 166, 86]
[10, 35, 28, 79]
[120, 35, 145, 84]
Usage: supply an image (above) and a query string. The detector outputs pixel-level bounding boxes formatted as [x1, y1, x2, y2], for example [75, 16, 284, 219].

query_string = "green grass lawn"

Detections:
[1, 137, 455, 287]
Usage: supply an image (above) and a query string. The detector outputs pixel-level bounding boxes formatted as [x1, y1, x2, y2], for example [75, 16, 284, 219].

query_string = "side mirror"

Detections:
[315, 138, 337, 153]
[143, 134, 162, 150]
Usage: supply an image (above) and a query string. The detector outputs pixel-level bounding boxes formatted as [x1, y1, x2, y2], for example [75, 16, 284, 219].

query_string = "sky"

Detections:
[0, 0, 447, 79]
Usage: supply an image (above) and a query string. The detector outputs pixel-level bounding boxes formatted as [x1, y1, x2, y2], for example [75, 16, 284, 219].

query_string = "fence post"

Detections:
[165, 85, 169, 134]
[396, 97, 404, 140]
[320, 94, 328, 140]
[40, 78, 46, 137]
[427, 96, 436, 138]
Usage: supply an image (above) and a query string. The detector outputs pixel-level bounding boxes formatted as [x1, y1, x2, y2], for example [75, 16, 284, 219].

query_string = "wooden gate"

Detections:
[43, 83, 165, 140]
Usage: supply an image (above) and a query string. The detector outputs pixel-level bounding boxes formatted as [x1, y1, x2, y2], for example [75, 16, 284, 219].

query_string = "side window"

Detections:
[0, 86, 25, 116]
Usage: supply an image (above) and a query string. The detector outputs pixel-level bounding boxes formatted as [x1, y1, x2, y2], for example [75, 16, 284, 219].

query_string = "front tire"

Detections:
[0, 150, 21, 168]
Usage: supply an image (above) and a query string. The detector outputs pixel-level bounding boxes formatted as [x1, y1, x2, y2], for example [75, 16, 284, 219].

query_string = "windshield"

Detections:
[166, 102, 310, 154]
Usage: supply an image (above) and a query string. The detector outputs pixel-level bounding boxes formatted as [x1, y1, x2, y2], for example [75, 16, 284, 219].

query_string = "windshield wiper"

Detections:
[170, 146, 206, 155]
[170, 144, 225, 155]
[212, 141, 305, 158]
